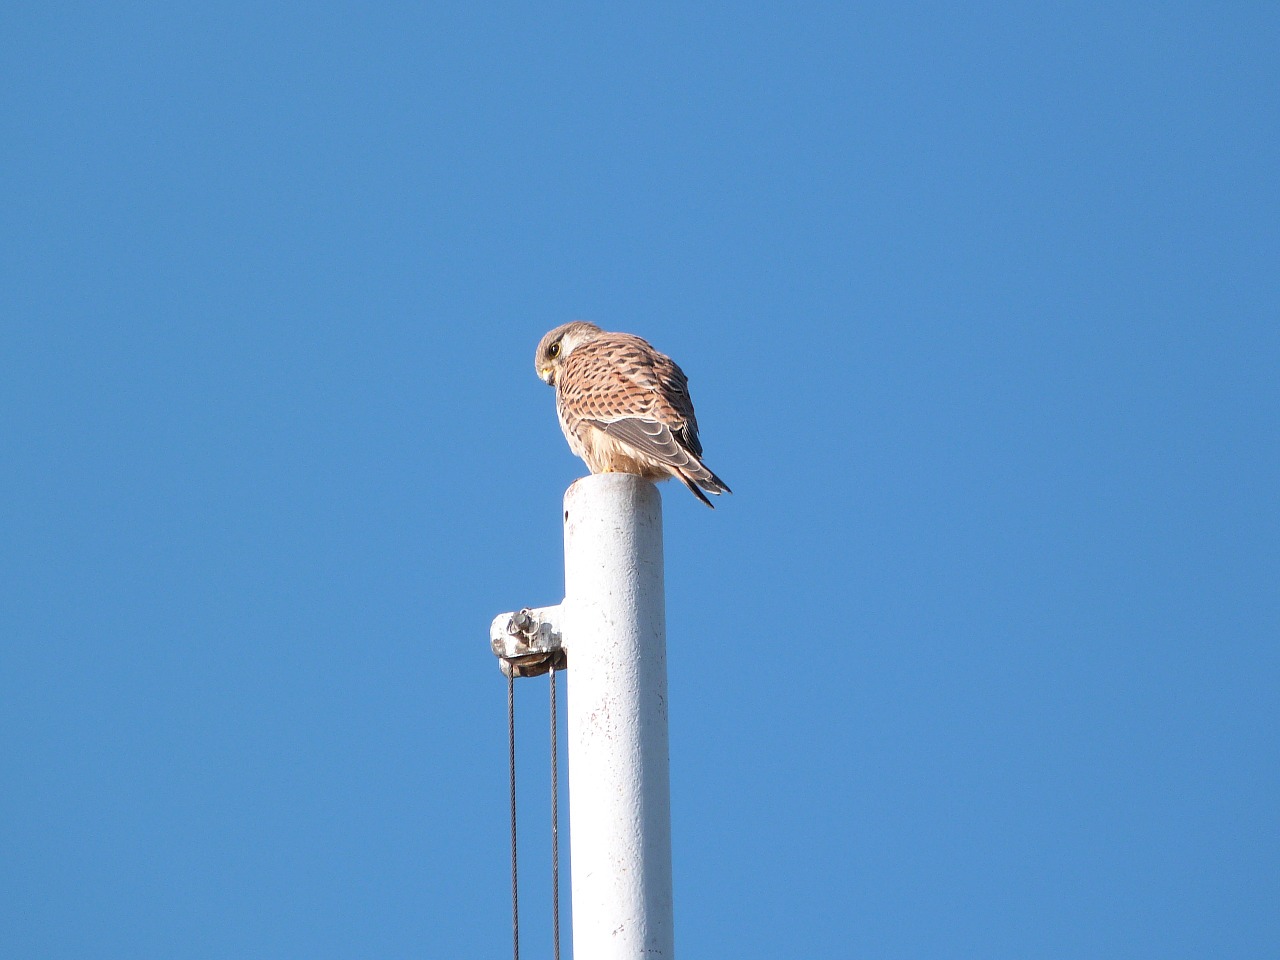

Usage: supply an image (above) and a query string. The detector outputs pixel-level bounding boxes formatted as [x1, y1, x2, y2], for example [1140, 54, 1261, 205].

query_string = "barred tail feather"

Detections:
[677, 459, 731, 509]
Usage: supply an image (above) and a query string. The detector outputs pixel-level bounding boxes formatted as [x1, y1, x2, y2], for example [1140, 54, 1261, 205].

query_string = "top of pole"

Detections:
[564, 472, 663, 521]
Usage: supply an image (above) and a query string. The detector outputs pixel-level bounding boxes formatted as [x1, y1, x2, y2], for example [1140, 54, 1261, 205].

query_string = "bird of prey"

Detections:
[535, 321, 731, 508]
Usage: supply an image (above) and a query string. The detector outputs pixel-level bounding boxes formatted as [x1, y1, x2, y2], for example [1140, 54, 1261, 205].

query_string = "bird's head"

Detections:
[535, 321, 603, 386]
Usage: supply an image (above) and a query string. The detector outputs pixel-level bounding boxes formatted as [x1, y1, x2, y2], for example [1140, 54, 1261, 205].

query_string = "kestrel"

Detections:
[535, 322, 731, 508]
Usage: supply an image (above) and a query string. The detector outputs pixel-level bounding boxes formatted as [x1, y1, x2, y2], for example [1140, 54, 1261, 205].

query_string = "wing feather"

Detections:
[589, 417, 730, 496]
[592, 417, 687, 465]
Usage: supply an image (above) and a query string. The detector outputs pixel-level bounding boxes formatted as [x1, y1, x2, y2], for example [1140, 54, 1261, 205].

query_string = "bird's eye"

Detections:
[548, 341, 562, 359]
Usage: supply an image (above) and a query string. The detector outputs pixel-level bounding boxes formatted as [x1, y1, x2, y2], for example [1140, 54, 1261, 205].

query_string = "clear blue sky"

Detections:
[3, 2, 1276, 957]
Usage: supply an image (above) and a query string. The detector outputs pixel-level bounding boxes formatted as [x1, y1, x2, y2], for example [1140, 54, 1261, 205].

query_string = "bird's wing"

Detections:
[588, 417, 700, 469]
[562, 334, 705, 453]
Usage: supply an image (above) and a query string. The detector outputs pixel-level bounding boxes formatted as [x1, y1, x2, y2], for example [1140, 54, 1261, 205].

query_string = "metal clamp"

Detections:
[490, 604, 567, 677]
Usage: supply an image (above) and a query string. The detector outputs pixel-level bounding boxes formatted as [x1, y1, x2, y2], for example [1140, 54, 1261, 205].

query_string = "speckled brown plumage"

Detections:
[534, 321, 731, 508]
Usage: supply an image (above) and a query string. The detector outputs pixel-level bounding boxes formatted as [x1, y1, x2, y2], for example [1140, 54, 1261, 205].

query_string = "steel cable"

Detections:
[550, 666, 561, 960]
[508, 670, 519, 960]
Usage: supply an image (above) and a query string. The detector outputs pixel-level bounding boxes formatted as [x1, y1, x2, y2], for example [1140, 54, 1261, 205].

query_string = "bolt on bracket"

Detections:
[490, 604, 566, 678]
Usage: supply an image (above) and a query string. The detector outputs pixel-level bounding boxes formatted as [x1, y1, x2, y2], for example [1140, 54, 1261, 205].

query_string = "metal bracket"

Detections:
[490, 604, 567, 678]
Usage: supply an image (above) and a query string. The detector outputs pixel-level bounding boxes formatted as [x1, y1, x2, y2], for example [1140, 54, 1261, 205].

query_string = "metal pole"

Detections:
[563, 473, 675, 960]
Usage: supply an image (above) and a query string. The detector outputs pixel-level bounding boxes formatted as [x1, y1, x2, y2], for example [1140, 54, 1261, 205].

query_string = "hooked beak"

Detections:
[538, 365, 556, 385]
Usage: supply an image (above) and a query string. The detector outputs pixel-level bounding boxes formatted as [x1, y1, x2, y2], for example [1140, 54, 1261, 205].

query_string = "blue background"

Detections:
[3, 2, 1276, 957]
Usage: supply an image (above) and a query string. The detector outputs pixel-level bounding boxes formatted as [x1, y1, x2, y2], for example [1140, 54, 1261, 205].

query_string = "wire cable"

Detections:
[508, 669, 519, 960]
[550, 666, 561, 960]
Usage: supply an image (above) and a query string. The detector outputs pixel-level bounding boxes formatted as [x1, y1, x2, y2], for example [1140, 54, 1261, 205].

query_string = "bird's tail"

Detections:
[677, 460, 731, 509]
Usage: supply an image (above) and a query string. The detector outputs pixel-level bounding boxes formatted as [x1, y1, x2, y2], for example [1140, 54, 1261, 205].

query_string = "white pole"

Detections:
[563, 473, 675, 960]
